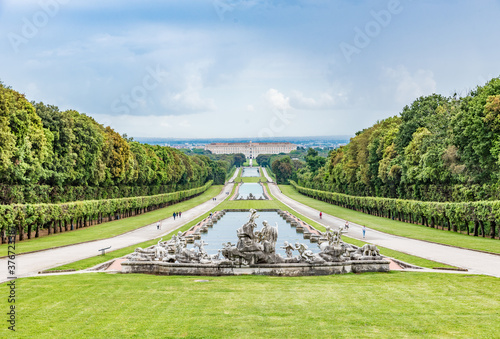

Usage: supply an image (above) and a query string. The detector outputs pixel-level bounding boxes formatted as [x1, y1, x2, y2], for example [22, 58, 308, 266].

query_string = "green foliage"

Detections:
[296, 76, 500, 202]
[271, 156, 295, 184]
[233, 153, 246, 167]
[0, 84, 235, 204]
[290, 181, 500, 241]
[0, 181, 213, 244]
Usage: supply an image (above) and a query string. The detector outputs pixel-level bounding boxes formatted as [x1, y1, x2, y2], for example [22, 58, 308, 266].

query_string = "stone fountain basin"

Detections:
[121, 259, 390, 277]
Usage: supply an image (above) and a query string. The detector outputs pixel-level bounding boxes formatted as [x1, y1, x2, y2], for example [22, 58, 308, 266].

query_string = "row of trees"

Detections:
[0, 181, 212, 243]
[0, 83, 234, 203]
[295, 77, 500, 202]
[290, 181, 498, 238]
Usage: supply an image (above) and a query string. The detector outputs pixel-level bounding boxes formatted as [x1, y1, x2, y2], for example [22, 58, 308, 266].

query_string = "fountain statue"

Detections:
[126, 208, 383, 269]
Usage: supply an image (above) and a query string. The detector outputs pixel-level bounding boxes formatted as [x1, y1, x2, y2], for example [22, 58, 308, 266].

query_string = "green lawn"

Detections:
[3, 272, 499, 338]
[280, 185, 500, 255]
[235, 167, 268, 183]
[242, 159, 259, 167]
[0, 186, 224, 257]
[226, 166, 237, 181]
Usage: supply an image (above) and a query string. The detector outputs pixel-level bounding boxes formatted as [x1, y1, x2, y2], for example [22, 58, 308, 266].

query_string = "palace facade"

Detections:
[205, 141, 297, 159]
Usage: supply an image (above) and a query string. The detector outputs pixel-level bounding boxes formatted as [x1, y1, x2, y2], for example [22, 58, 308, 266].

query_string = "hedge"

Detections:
[0, 181, 213, 243]
[289, 181, 499, 239]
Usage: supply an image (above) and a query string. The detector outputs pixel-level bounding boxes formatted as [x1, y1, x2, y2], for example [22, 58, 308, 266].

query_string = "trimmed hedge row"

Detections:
[0, 181, 213, 243]
[0, 181, 205, 205]
[289, 181, 499, 239]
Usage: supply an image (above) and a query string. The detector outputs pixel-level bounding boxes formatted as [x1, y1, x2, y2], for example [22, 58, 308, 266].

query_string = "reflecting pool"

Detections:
[241, 167, 260, 177]
[237, 183, 265, 199]
[188, 211, 316, 256]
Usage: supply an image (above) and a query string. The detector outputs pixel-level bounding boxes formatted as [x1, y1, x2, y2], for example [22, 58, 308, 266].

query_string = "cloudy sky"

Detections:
[1, 0, 499, 139]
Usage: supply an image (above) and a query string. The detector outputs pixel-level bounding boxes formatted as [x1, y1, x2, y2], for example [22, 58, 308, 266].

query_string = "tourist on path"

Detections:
[156, 220, 161, 230]
[319, 211, 322, 219]
[362, 226, 366, 238]
[179, 211, 182, 218]
[173, 212, 176, 220]
[344, 221, 349, 230]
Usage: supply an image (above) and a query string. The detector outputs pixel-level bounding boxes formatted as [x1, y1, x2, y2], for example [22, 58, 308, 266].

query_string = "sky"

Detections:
[1, 0, 499, 139]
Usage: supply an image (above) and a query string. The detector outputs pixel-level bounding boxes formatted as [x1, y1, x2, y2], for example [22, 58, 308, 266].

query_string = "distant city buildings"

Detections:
[205, 141, 297, 159]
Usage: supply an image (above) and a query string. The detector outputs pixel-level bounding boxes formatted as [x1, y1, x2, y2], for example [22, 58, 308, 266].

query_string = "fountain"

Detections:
[122, 209, 389, 276]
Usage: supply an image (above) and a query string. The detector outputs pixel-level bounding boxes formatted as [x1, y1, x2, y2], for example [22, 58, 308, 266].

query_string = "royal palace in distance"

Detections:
[205, 141, 297, 159]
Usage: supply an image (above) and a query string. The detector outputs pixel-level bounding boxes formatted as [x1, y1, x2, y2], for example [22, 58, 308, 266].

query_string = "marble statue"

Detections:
[280, 241, 295, 258]
[126, 210, 382, 267]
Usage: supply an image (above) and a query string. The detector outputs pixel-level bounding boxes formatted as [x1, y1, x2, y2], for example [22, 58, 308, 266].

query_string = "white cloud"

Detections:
[264, 88, 290, 111]
[290, 90, 340, 110]
[159, 61, 216, 114]
[383, 66, 437, 104]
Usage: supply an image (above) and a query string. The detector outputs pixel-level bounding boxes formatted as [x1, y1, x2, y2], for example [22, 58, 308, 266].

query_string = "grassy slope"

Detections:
[3, 272, 499, 338]
[0, 186, 223, 256]
[280, 185, 500, 255]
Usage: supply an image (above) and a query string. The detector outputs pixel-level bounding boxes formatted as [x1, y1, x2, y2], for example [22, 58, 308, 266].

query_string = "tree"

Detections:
[305, 147, 326, 174]
[271, 157, 294, 184]
[233, 153, 246, 167]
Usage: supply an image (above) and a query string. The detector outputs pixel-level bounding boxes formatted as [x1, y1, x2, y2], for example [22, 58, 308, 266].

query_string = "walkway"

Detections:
[0, 170, 239, 283]
[263, 176, 500, 277]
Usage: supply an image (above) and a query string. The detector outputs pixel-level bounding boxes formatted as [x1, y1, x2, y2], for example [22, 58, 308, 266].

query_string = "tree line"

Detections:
[290, 181, 498, 239]
[293, 77, 500, 202]
[0, 181, 212, 243]
[0, 82, 236, 203]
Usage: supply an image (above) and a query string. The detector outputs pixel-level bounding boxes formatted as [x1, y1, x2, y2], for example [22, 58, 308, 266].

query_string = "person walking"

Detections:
[362, 226, 366, 238]
[173, 212, 176, 220]
[319, 211, 322, 219]
[156, 220, 160, 230]
[179, 211, 182, 218]
[344, 221, 349, 230]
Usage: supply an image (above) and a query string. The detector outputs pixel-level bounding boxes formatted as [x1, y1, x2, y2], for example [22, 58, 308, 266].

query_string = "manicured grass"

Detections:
[235, 167, 268, 183]
[264, 166, 276, 181]
[3, 272, 499, 338]
[242, 159, 259, 167]
[0, 186, 224, 256]
[226, 166, 237, 182]
[50, 210, 214, 271]
[280, 185, 500, 255]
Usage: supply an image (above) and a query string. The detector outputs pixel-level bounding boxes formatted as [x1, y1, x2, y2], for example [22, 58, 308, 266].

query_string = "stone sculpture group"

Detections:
[127, 209, 382, 265]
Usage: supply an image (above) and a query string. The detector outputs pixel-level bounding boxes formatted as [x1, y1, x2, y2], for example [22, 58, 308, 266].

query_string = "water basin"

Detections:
[237, 183, 265, 199]
[241, 167, 260, 177]
[188, 211, 316, 256]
